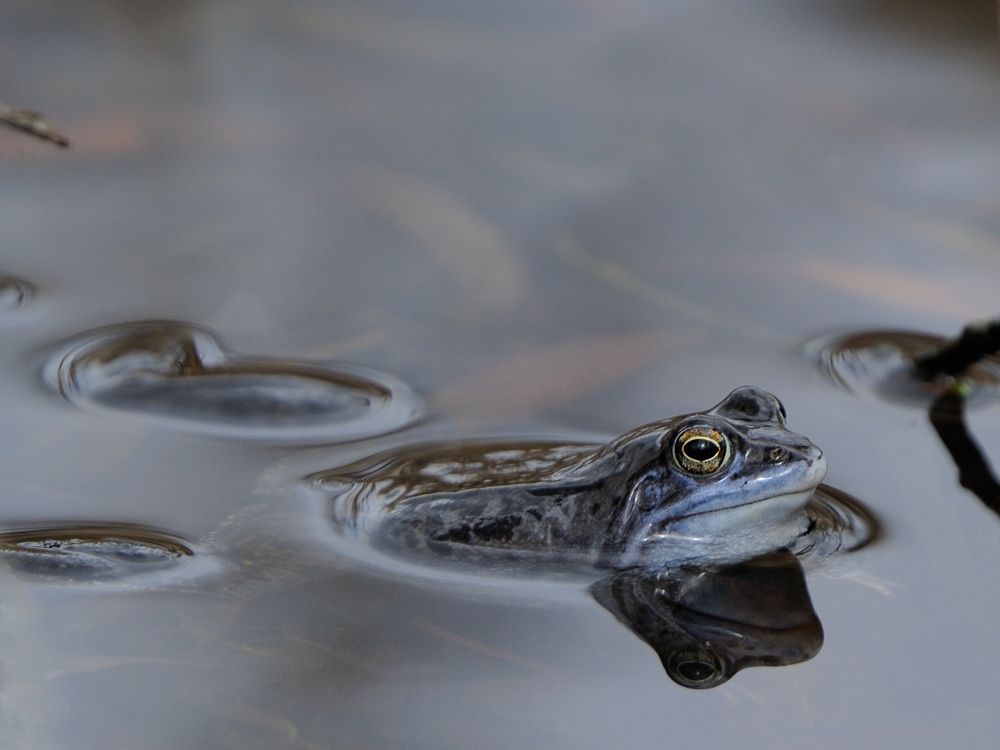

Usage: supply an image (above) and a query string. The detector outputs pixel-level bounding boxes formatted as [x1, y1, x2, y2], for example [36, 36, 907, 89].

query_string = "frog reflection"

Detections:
[592, 551, 822, 689]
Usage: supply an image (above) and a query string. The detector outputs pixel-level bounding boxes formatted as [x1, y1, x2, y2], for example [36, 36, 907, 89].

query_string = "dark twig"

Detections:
[929, 391, 1000, 517]
[916, 317, 1000, 516]
[914, 320, 1000, 380]
[0, 102, 70, 148]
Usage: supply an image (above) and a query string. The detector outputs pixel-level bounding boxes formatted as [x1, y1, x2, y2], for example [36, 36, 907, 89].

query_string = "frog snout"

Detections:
[778, 441, 826, 484]
[764, 441, 823, 466]
[807, 448, 828, 483]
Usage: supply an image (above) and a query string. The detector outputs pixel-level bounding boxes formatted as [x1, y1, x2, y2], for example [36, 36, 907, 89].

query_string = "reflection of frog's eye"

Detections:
[665, 648, 727, 689]
[673, 427, 728, 475]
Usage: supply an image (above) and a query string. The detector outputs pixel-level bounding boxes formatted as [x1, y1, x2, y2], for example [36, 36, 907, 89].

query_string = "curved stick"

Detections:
[928, 391, 1000, 515]
[915, 321, 1000, 380]
[0, 102, 70, 147]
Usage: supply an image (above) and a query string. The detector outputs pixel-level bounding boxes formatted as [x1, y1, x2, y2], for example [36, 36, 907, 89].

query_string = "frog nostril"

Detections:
[765, 447, 788, 463]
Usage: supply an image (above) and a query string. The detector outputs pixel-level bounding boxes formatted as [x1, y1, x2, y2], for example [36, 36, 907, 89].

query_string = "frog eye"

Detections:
[665, 648, 728, 689]
[673, 427, 728, 474]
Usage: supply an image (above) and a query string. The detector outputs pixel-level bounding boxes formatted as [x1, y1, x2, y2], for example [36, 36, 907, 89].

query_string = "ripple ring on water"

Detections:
[40, 320, 422, 443]
[805, 329, 1000, 408]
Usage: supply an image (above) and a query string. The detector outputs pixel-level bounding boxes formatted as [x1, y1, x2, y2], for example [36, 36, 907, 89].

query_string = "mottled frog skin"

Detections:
[316, 386, 828, 569]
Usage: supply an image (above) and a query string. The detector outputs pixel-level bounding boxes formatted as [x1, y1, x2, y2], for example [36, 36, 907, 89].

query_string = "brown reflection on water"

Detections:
[315, 439, 600, 531]
[0, 522, 193, 581]
[797, 0, 1000, 49]
[432, 331, 684, 420]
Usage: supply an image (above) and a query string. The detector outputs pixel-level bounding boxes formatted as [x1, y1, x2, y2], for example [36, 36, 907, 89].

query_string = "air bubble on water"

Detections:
[0, 276, 35, 310]
[0, 275, 39, 324]
[40, 320, 421, 443]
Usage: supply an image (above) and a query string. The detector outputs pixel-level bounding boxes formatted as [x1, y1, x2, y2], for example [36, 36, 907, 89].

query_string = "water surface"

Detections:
[2, 0, 1000, 747]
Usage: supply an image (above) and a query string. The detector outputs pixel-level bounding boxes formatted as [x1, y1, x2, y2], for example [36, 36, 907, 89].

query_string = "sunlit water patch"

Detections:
[806, 330, 1000, 407]
[41, 320, 421, 442]
[0, 523, 220, 588]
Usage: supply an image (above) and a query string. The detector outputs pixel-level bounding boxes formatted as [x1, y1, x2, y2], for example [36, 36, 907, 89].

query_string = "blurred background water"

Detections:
[2, 0, 1000, 747]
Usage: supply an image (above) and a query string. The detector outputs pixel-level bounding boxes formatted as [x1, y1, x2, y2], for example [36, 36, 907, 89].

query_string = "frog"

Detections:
[312, 386, 846, 570]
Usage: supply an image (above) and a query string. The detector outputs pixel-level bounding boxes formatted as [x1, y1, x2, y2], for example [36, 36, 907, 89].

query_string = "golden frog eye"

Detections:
[673, 427, 727, 474]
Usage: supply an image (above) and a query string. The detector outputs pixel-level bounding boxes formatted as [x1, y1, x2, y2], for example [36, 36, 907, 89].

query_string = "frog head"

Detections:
[611, 386, 827, 568]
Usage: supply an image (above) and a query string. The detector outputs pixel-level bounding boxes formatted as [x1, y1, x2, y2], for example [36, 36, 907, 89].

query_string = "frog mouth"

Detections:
[737, 487, 819, 515]
[659, 452, 828, 525]
[690, 487, 817, 519]
[651, 487, 821, 535]
[638, 489, 818, 561]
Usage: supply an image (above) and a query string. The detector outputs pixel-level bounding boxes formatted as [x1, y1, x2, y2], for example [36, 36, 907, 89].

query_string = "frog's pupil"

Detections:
[667, 648, 725, 687]
[677, 660, 716, 683]
[683, 438, 719, 462]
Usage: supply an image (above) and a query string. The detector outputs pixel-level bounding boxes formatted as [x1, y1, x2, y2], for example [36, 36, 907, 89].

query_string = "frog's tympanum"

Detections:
[592, 551, 823, 689]
[314, 386, 873, 570]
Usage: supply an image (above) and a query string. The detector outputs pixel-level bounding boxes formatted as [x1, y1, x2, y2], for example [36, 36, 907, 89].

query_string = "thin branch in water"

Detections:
[0, 102, 70, 148]
[914, 319, 1000, 380]
[928, 391, 1000, 516]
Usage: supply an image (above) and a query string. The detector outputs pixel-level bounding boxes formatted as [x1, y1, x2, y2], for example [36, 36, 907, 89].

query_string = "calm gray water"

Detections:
[2, 0, 1000, 747]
